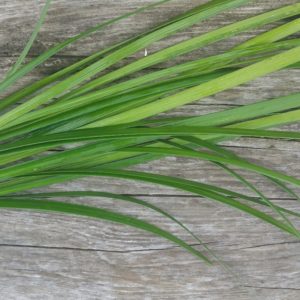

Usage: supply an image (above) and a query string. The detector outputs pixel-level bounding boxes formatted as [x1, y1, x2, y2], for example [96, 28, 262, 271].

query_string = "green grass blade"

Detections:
[1, 125, 300, 171]
[1, 126, 300, 157]
[218, 163, 300, 237]
[8, 191, 216, 253]
[236, 18, 300, 49]
[4, 0, 52, 78]
[0, 197, 211, 263]
[7, 190, 241, 273]
[225, 109, 300, 131]
[1, 159, 300, 221]
[33, 169, 298, 237]
[172, 92, 300, 127]
[120, 146, 300, 188]
[0, 71, 231, 137]
[0, 170, 262, 203]
[9, 191, 201, 236]
[173, 137, 300, 237]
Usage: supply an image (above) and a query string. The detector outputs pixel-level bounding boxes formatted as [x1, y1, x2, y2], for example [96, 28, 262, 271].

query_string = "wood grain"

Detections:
[0, 0, 300, 299]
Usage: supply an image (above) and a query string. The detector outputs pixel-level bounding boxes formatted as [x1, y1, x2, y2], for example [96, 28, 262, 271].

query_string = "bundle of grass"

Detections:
[1, 0, 300, 266]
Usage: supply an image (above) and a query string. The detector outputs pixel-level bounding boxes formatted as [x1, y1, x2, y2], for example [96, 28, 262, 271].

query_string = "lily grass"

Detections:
[1, 0, 300, 264]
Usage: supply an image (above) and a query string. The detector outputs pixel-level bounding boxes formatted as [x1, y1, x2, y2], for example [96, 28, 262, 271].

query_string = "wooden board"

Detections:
[0, 0, 300, 299]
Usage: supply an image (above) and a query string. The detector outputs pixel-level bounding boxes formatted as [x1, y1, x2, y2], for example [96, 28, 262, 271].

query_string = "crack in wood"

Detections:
[122, 194, 298, 201]
[0, 242, 223, 254]
[236, 240, 300, 250]
[243, 285, 300, 291]
[1, 240, 298, 254]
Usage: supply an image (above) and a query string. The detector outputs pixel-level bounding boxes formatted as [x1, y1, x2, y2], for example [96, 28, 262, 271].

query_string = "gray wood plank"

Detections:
[0, 198, 299, 300]
[0, 0, 300, 299]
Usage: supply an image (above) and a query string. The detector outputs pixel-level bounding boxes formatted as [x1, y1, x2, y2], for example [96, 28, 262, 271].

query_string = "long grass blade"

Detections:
[172, 137, 300, 237]
[4, 0, 52, 78]
[6, 191, 208, 245]
[119, 146, 300, 187]
[1, 126, 300, 157]
[10, 190, 233, 268]
[0, 197, 211, 263]
[32, 169, 299, 237]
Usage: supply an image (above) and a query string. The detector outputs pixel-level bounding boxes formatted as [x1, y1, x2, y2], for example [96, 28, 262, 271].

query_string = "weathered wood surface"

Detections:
[0, 0, 300, 299]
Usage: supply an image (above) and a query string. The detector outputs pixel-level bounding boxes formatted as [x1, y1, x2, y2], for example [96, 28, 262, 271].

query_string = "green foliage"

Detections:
[1, 0, 300, 265]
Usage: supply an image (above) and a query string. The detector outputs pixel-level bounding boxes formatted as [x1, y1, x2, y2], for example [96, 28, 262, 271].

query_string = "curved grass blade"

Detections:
[93, 108, 300, 186]
[0, 197, 211, 263]
[1, 162, 300, 221]
[34, 169, 299, 237]
[0, 137, 288, 210]
[4, 0, 52, 78]
[1, 126, 300, 189]
[0, 169, 263, 202]
[119, 146, 300, 188]
[11, 190, 232, 264]
[0, 144, 299, 221]
[219, 164, 300, 237]
[1, 146, 284, 202]
[171, 137, 300, 237]
[10, 191, 209, 246]
[2, 111, 299, 186]
[7, 190, 243, 275]
[1, 126, 300, 157]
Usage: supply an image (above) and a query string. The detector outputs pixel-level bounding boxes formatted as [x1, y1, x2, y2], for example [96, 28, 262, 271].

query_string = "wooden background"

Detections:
[0, 1, 300, 299]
